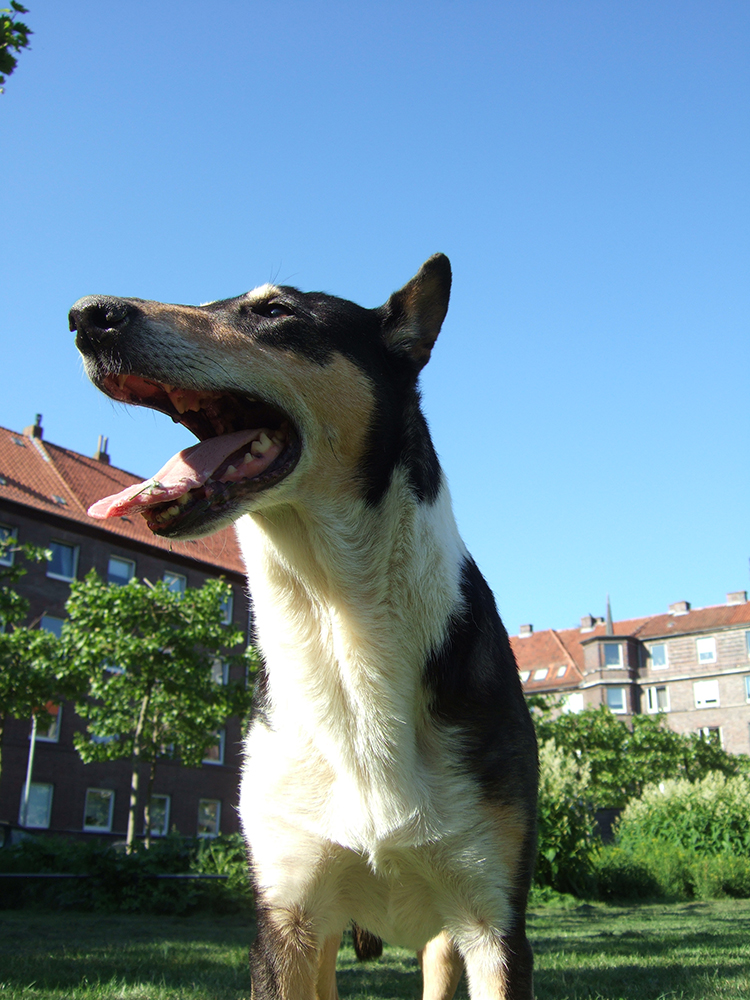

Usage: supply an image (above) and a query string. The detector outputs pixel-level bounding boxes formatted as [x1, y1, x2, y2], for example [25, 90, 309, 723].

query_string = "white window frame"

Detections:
[696, 726, 722, 746]
[532, 668, 548, 681]
[561, 691, 584, 714]
[203, 729, 226, 766]
[645, 685, 669, 714]
[34, 704, 62, 742]
[145, 794, 171, 837]
[83, 788, 115, 832]
[649, 643, 668, 670]
[197, 799, 221, 838]
[19, 782, 53, 828]
[47, 541, 79, 582]
[696, 636, 717, 664]
[0, 525, 17, 566]
[211, 658, 229, 686]
[694, 678, 720, 709]
[556, 665, 567, 678]
[519, 670, 530, 683]
[107, 556, 135, 586]
[163, 571, 187, 594]
[603, 643, 623, 668]
[745, 632, 750, 660]
[745, 675, 750, 703]
[606, 686, 627, 714]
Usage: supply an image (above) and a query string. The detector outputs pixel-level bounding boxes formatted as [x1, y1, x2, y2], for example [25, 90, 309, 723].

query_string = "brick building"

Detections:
[512, 594, 750, 754]
[0, 417, 249, 841]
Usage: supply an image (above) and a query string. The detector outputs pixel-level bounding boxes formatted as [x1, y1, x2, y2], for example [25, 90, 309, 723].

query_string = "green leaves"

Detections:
[0, 3, 32, 90]
[63, 571, 252, 768]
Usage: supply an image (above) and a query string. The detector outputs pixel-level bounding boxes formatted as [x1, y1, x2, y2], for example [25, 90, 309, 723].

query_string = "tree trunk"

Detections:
[125, 689, 151, 852]
[143, 755, 157, 849]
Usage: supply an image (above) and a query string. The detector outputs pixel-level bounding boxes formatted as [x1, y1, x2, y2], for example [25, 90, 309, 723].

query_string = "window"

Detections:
[697, 726, 722, 746]
[107, 556, 135, 586]
[19, 783, 53, 828]
[532, 668, 548, 681]
[145, 795, 170, 837]
[220, 591, 234, 625]
[40, 615, 64, 638]
[47, 541, 78, 582]
[197, 799, 221, 838]
[83, 789, 115, 832]
[603, 643, 622, 668]
[745, 675, 750, 703]
[649, 644, 668, 669]
[0, 525, 16, 566]
[746, 632, 750, 660]
[163, 571, 186, 594]
[694, 679, 720, 709]
[211, 659, 229, 685]
[519, 671, 531, 683]
[645, 686, 669, 714]
[556, 665, 567, 678]
[35, 704, 61, 742]
[696, 637, 717, 664]
[562, 692, 584, 714]
[606, 687, 627, 714]
[203, 730, 226, 765]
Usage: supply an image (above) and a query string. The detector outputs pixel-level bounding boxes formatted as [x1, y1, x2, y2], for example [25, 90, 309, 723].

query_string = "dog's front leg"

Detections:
[418, 931, 464, 1000]
[250, 904, 323, 1000]
[316, 933, 341, 1000]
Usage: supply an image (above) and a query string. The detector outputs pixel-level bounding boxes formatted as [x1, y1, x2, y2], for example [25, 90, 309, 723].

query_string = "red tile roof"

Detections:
[511, 602, 750, 692]
[0, 425, 245, 575]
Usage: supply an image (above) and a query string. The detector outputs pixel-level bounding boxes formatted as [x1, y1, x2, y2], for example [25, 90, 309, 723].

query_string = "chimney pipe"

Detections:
[23, 414, 43, 439]
[94, 435, 110, 464]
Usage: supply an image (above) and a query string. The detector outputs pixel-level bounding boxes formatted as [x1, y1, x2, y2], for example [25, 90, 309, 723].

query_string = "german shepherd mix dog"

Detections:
[70, 255, 538, 1000]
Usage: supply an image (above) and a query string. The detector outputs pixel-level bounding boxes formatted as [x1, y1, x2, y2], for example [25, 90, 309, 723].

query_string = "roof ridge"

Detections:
[34, 436, 89, 515]
[550, 628, 578, 670]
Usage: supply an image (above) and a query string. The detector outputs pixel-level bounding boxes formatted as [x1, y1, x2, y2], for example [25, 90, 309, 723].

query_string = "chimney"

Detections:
[726, 591, 747, 606]
[580, 614, 595, 629]
[23, 413, 43, 439]
[518, 624, 534, 638]
[94, 435, 110, 464]
[669, 600, 691, 615]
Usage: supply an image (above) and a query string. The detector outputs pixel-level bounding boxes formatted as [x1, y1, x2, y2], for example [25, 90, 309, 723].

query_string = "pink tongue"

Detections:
[88, 428, 270, 519]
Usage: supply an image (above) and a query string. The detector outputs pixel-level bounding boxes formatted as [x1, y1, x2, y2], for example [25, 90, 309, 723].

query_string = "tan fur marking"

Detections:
[481, 801, 532, 889]
[316, 934, 341, 1000]
[419, 931, 464, 1000]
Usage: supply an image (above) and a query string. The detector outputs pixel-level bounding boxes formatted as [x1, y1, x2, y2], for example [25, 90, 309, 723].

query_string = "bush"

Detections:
[0, 833, 253, 913]
[616, 773, 750, 857]
[535, 739, 597, 895]
[592, 840, 693, 901]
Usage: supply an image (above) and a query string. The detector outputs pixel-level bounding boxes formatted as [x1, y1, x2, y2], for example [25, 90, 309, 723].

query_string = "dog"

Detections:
[70, 254, 539, 1000]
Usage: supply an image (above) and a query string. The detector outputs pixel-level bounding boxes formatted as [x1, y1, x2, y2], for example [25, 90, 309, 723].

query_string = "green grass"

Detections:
[0, 899, 748, 999]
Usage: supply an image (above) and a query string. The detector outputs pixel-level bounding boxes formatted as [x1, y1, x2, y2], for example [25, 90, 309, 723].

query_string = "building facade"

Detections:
[512, 594, 750, 755]
[0, 418, 250, 841]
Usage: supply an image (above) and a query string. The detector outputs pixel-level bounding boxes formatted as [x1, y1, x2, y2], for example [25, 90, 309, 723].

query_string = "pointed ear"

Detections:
[378, 254, 452, 371]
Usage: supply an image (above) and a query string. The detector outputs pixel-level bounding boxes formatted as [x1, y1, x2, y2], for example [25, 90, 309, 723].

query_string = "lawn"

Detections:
[0, 899, 748, 999]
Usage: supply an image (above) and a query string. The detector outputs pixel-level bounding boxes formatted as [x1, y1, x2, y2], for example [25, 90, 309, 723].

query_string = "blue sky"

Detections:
[2, 1, 749, 634]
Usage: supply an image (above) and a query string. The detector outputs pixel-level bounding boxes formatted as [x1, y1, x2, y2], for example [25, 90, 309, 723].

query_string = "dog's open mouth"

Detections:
[88, 374, 301, 537]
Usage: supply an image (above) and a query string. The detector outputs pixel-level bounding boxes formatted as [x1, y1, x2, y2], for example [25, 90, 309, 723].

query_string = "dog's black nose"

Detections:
[69, 295, 136, 352]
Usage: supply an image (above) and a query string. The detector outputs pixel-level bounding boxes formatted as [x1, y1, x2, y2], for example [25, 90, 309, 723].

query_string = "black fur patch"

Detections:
[424, 557, 538, 805]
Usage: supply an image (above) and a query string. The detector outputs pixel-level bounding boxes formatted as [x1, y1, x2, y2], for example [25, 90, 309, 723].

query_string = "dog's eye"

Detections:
[256, 302, 293, 319]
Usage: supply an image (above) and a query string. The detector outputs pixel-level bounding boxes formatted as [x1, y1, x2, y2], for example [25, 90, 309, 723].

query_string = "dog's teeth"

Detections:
[244, 453, 253, 464]
[226, 465, 237, 476]
[251, 433, 273, 457]
[177, 493, 191, 506]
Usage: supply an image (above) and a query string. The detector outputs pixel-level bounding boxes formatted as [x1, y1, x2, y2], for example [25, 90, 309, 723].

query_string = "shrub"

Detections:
[0, 833, 253, 913]
[535, 739, 597, 895]
[616, 773, 750, 857]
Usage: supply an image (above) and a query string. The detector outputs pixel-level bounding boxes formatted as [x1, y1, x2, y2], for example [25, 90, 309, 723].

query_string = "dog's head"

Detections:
[70, 254, 451, 540]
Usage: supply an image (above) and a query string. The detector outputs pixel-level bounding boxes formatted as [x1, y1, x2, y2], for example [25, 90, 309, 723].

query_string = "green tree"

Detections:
[0, 3, 32, 92]
[0, 537, 73, 783]
[531, 701, 742, 810]
[62, 572, 254, 849]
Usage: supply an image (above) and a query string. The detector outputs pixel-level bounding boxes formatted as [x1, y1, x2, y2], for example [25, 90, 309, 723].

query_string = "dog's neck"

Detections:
[235, 468, 468, 842]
